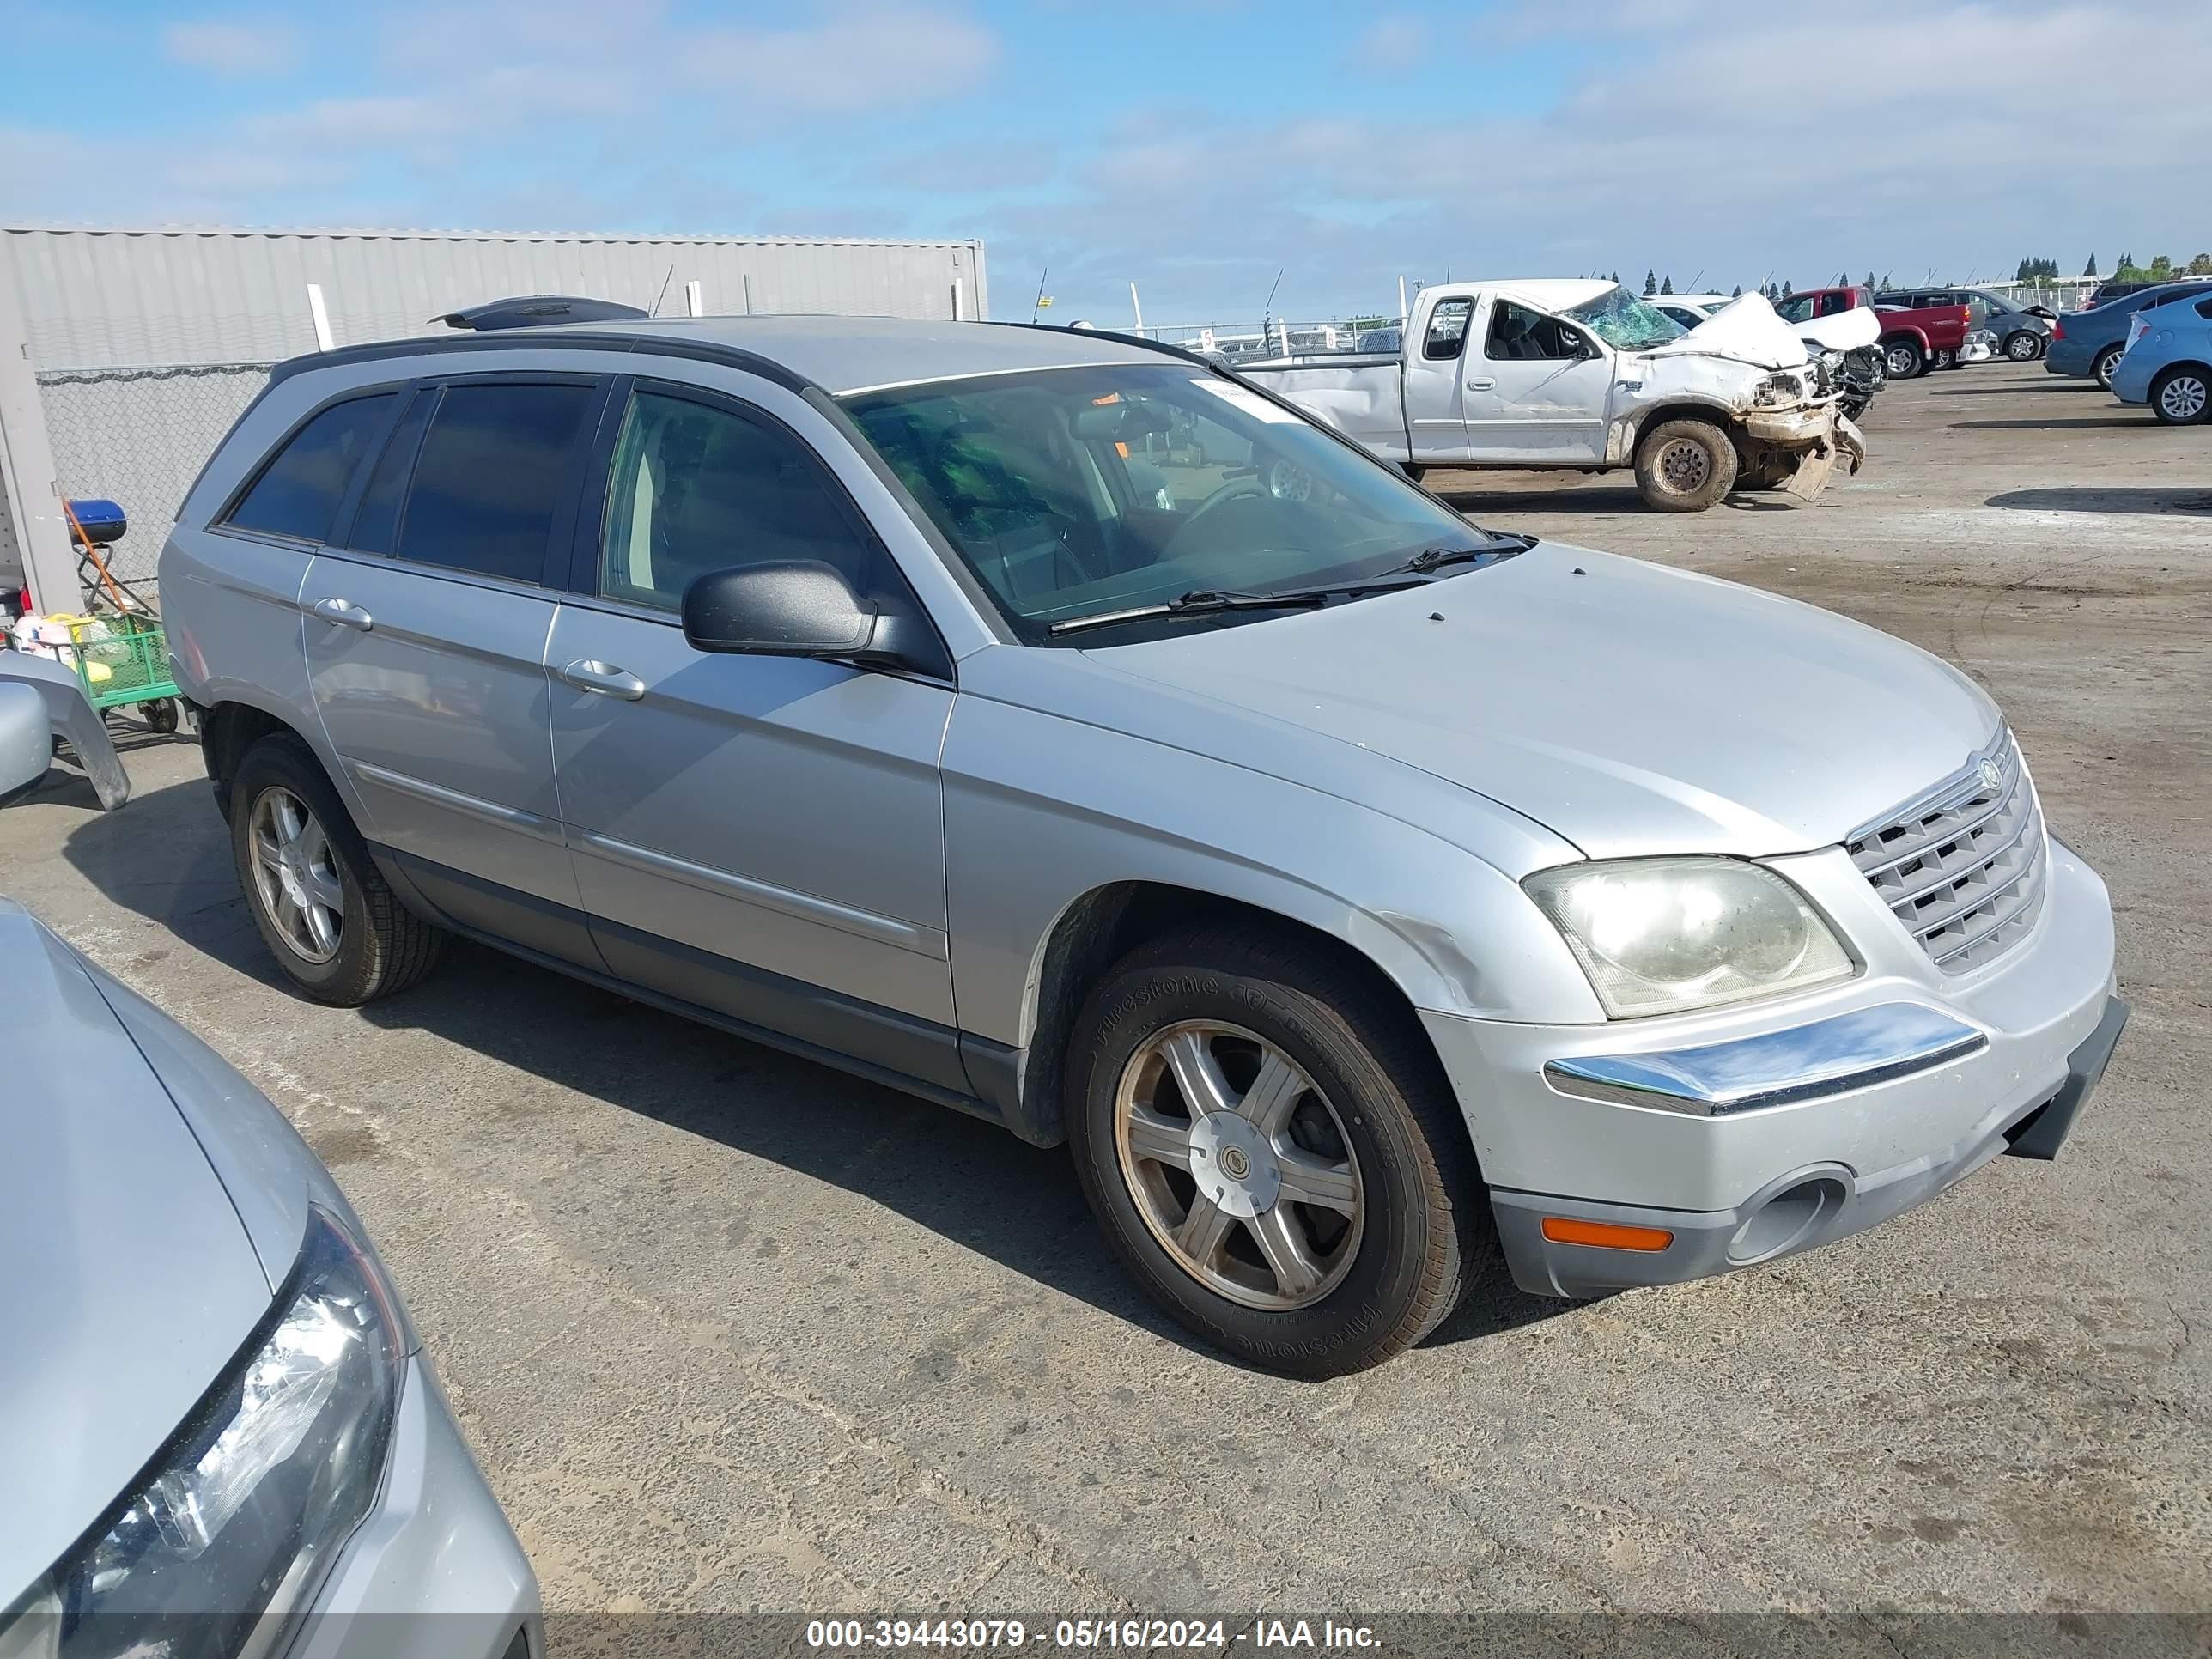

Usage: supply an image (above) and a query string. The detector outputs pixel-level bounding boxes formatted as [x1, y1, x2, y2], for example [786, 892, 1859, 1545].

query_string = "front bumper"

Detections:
[289, 1354, 540, 1659]
[1422, 839, 2121, 1298]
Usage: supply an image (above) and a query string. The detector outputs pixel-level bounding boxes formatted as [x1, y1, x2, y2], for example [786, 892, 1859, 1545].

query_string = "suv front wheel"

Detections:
[230, 734, 446, 1006]
[1066, 926, 1483, 1377]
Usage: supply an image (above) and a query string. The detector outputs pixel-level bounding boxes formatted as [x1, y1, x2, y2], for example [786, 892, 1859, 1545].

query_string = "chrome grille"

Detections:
[1845, 732, 2046, 975]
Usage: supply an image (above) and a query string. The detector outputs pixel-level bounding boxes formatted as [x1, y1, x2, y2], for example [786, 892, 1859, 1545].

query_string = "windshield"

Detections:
[1564, 286, 1686, 351]
[844, 363, 1506, 641]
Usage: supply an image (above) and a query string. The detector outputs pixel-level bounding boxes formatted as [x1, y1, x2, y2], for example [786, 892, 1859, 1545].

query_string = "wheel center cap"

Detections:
[1188, 1111, 1279, 1218]
[276, 850, 309, 908]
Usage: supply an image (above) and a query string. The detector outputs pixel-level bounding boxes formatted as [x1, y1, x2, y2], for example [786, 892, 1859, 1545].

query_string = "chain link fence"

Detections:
[32, 362, 273, 587]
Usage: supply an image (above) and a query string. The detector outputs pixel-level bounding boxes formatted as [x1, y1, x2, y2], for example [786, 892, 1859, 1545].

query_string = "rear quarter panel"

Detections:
[1237, 357, 1412, 460]
[162, 368, 362, 810]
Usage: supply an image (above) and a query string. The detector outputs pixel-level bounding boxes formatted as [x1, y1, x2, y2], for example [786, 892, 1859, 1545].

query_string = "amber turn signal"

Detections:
[1541, 1216, 1674, 1252]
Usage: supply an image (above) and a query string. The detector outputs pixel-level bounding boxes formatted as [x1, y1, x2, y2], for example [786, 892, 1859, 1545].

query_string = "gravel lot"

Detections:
[4, 361, 2207, 1623]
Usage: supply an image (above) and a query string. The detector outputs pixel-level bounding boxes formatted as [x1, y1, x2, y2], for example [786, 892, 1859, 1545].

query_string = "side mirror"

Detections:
[682, 560, 878, 658]
[0, 682, 50, 805]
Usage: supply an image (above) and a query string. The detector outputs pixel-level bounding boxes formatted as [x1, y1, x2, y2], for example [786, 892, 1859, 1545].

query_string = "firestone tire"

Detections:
[1633, 418, 1739, 512]
[230, 734, 447, 1006]
[1065, 926, 1487, 1379]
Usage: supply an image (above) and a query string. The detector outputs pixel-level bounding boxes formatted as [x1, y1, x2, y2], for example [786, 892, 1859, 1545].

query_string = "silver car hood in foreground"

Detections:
[0, 902, 275, 1602]
[1095, 545, 1999, 861]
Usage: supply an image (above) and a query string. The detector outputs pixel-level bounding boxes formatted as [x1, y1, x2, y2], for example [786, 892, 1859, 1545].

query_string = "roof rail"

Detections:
[973, 319, 1227, 370]
[433, 295, 653, 331]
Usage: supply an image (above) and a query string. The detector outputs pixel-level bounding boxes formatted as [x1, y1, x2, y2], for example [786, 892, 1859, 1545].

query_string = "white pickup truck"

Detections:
[1234, 280, 1865, 512]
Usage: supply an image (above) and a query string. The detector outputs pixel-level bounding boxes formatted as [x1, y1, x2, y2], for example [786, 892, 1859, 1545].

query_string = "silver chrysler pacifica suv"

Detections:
[161, 310, 2127, 1376]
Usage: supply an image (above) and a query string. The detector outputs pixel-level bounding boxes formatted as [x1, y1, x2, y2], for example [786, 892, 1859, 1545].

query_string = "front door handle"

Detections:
[557, 659, 646, 701]
[310, 597, 374, 631]
[1466, 377, 1496, 390]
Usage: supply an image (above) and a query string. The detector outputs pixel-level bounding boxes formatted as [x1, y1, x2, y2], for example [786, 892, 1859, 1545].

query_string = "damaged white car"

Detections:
[1237, 281, 1866, 512]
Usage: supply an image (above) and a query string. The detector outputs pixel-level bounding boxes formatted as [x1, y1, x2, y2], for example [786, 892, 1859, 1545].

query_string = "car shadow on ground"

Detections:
[1429, 483, 1655, 517]
[62, 775, 1571, 1371]
[1952, 416, 2149, 431]
[1930, 382, 2094, 395]
[1986, 487, 2212, 515]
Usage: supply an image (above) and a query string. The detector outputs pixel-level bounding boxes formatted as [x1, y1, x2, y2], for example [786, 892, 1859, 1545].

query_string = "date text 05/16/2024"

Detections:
[804, 1619, 1382, 1650]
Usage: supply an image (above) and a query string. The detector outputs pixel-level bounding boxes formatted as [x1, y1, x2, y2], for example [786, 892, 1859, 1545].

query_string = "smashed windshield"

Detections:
[845, 363, 1510, 642]
[1565, 286, 1687, 351]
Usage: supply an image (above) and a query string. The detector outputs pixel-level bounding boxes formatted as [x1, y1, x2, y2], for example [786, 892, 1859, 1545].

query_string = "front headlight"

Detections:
[1751, 370, 1806, 407]
[2, 1206, 404, 1659]
[1524, 857, 1856, 1018]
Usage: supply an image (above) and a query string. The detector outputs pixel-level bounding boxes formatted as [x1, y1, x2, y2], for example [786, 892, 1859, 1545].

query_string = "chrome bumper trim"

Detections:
[1541, 1002, 1989, 1116]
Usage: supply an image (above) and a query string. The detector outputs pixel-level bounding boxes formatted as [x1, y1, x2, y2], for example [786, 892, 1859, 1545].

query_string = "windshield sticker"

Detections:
[1189, 378, 1303, 423]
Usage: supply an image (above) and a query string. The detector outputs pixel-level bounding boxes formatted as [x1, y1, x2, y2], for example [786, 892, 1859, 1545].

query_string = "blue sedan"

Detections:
[2045, 279, 2212, 389]
[2112, 290, 2212, 424]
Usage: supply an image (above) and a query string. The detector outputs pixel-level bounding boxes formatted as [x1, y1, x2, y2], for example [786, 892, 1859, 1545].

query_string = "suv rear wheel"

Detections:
[1066, 926, 1483, 1377]
[230, 735, 445, 1005]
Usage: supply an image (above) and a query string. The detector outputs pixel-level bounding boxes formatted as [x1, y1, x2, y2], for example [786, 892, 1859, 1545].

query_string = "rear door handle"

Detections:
[557, 659, 646, 701]
[311, 598, 374, 631]
[1466, 378, 1495, 390]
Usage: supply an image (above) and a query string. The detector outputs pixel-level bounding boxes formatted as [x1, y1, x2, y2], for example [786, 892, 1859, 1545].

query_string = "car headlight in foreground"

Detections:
[3, 1206, 404, 1659]
[1524, 857, 1856, 1018]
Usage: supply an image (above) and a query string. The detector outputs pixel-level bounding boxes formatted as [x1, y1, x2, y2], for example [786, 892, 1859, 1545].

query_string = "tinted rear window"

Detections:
[394, 383, 594, 583]
[346, 388, 435, 555]
[226, 394, 394, 541]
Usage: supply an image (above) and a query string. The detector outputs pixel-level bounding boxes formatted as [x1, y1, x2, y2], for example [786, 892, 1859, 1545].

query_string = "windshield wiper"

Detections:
[1389, 534, 1537, 575]
[1048, 588, 1328, 635]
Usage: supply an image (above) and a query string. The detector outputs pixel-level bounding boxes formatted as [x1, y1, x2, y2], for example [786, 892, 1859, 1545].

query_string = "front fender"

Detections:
[939, 672, 1604, 1051]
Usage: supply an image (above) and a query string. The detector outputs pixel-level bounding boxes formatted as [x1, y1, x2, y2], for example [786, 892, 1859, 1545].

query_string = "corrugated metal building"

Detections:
[0, 223, 988, 608]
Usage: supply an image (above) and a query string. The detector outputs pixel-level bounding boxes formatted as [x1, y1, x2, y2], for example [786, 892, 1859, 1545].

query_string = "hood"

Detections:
[0, 904, 274, 1603]
[1794, 307, 1881, 351]
[1645, 293, 1811, 370]
[1094, 546, 2000, 861]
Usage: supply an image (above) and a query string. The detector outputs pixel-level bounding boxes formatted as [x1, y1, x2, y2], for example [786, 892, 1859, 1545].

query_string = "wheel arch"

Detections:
[200, 696, 316, 821]
[1612, 398, 1741, 465]
[1009, 880, 1465, 1155]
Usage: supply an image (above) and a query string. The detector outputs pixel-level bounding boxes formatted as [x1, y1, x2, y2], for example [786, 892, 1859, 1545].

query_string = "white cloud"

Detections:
[163, 19, 298, 76]
[6, 0, 2207, 320]
[1355, 15, 1427, 70]
[685, 3, 1001, 115]
[988, 0, 2212, 319]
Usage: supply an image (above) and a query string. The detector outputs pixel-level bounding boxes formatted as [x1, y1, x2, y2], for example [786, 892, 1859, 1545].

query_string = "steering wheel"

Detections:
[1163, 479, 1269, 557]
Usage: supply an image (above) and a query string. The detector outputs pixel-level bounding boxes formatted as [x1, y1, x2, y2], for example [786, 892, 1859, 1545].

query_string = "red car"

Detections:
[1779, 285, 1971, 379]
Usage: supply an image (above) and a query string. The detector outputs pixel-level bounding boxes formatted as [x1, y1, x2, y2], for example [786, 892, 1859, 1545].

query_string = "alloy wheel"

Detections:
[2005, 332, 2040, 361]
[248, 786, 345, 964]
[1113, 1021, 1363, 1311]
[2158, 374, 2208, 423]
[1884, 344, 1917, 377]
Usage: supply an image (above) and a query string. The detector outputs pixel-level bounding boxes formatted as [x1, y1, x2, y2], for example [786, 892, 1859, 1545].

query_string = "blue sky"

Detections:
[3, 0, 2207, 325]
